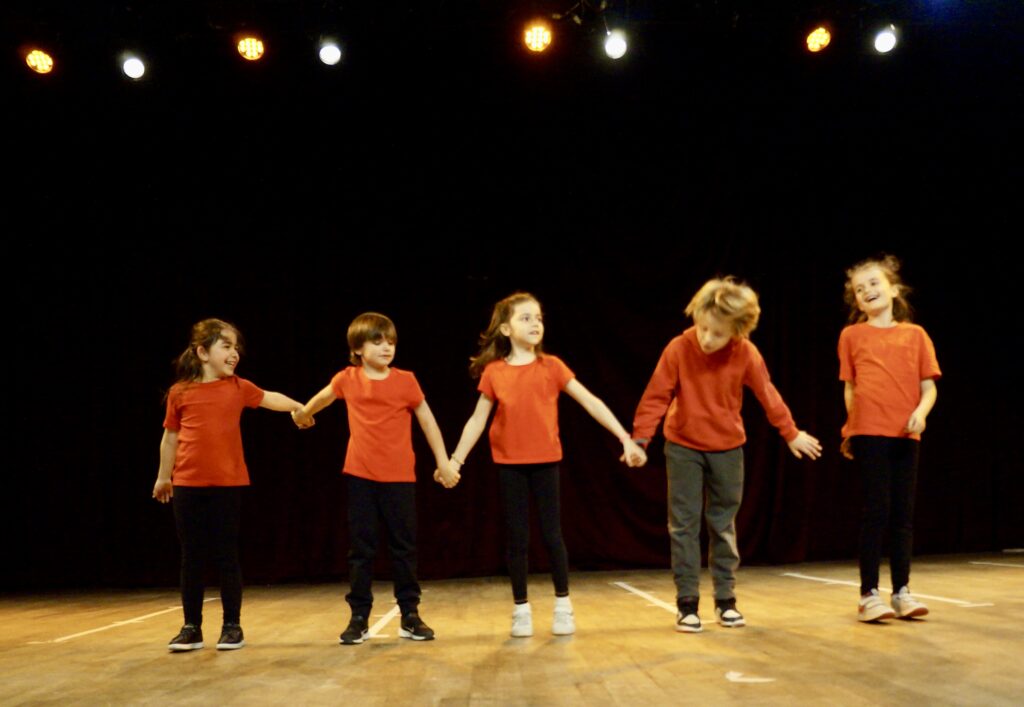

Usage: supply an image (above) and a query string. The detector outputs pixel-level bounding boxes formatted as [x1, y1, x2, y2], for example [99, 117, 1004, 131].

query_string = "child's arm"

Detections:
[449, 394, 495, 476]
[292, 384, 337, 428]
[260, 391, 314, 428]
[905, 378, 937, 434]
[840, 382, 855, 459]
[413, 401, 458, 488]
[787, 431, 823, 460]
[564, 379, 648, 467]
[152, 429, 178, 503]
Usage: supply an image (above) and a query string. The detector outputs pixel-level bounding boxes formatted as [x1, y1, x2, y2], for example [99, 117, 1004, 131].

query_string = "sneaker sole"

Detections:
[552, 628, 575, 636]
[675, 624, 702, 633]
[168, 642, 204, 651]
[216, 640, 246, 650]
[510, 628, 533, 637]
[339, 632, 367, 645]
[896, 606, 929, 619]
[398, 628, 434, 641]
[717, 619, 746, 628]
[858, 610, 896, 622]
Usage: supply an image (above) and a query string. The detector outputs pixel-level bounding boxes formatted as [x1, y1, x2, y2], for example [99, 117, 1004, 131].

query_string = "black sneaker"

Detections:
[398, 613, 435, 641]
[675, 597, 701, 633]
[168, 624, 204, 651]
[216, 623, 246, 650]
[339, 616, 369, 645]
[715, 598, 746, 628]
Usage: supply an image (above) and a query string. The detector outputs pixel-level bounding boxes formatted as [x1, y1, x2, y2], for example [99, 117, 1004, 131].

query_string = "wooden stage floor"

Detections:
[2, 553, 1021, 705]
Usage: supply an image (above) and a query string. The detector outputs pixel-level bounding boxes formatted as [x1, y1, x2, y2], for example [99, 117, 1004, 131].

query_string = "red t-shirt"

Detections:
[163, 376, 265, 487]
[632, 328, 799, 452]
[478, 355, 575, 464]
[331, 366, 425, 482]
[839, 322, 941, 440]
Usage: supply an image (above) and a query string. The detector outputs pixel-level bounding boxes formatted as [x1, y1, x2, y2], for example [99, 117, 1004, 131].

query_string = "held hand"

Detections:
[620, 439, 648, 468]
[905, 411, 927, 435]
[434, 462, 460, 489]
[840, 437, 854, 460]
[291, 408, 315, 429]
[153, 478, 173, 503]
[787, 430, 823, 460]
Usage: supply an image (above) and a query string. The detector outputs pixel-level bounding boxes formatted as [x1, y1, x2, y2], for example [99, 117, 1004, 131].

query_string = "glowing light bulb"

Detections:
[26, 49, 54, 74]
[874, 26, 897, 54]
[524, 23, 552, 53]
[123, 57, 145, 79]
[237, 37, 265, 61]
[806, 27, 831, 53]
[319, 43, 342, 66]
[605, 30, 627, 60]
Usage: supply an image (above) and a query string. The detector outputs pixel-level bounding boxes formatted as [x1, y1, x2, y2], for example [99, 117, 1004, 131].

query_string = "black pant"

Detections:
[852, 436, 920, 595]
[345, 476, 421, 617]
[498, 463, 570, 602]
[172, 486, 243, 627]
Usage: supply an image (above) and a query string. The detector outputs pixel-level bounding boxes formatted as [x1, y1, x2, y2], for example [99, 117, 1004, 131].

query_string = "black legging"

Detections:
[498, 463, 570, 603]
[172, 486, 243, 627]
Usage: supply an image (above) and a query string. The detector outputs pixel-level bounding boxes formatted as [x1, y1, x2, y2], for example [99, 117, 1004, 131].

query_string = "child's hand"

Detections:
[620, 439, 648, 467]
[291, 408, 315, 429]
[905, 411, 927, 435]
[787, 430, 822, 460]
[840, 437, 854, 460]
[434, 462, 460, 489]
[153, 478, 173, 503]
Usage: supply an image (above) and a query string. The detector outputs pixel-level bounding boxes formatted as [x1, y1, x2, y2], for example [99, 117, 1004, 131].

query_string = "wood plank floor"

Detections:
[2, 553, 1021, 705]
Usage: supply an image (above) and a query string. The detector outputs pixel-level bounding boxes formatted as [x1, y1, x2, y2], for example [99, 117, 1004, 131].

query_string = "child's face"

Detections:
[851, 266, 898, 318]
[500, 300, 544, 351]
[356, 337, 395, 372]
[197, 330, 240, 380]
[694, 311, 734, 355]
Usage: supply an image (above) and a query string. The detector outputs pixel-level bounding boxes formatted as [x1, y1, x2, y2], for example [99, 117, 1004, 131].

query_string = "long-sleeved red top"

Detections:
[632, 327, 799, 452]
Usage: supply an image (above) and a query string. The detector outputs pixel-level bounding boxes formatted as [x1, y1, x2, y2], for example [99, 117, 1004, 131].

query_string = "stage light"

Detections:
[524, 22, 552, 53]
[806, 27, 831, 53]
[874, 25, 898, 54]
[237, 36, 265, 61]
[319, 42, 342, 66]
[604, 30, 627, 60]
[26, 49, 54, 74]
[122, 56, 145, 79]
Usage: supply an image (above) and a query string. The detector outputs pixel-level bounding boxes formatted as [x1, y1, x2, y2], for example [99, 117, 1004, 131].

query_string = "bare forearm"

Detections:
[157, 431, 178, 482]
[580, 395, 630, 442]
[844, 382, 855, 414]
[261, 391, 304, 412]
[415, 403, 449, 467]
[453, 415, 487, 463]
[301, 385, 337, 416]
[915, 379, 937, 418]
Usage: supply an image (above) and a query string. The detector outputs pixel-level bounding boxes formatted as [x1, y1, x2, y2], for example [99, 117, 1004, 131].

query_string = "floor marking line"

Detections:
[780, 573, 994, 607]
[366, 605, 401, 639]
[725, 671, 776, 684]
[970, 561, 1024, 568]
[611, 581, 677, 613]
[31, 598, 216, 644]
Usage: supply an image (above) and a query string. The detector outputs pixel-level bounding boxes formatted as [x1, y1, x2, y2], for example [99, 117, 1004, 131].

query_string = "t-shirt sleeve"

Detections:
[331, 369, 348, 399]
[162, 387, 181, 431]
[550, 355, 575, 389]
[838, 327, 854, 382]
[238, 377, 265, 408]
[478, 364, 495, 399]
[918, 328, 942, 380]
[406, 371, 426, 408]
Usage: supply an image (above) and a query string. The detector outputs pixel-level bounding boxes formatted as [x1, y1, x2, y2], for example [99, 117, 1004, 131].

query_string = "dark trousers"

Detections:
[498, 463, 570, 603]
[172, 486, 243, 627]
[852, 436, 920, 595]
[345, 476, 421, 618]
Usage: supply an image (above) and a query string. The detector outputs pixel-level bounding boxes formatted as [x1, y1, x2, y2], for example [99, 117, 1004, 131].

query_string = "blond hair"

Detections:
[685, 277, 761, 338]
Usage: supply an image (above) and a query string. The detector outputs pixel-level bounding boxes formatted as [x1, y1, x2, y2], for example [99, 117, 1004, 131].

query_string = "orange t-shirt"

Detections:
[478, 355, 575, 464]
[163, 376, 265, 487]
[839, 322, 941, 440]
[331, 366, 425, 482]
[631, 328, 799, 452]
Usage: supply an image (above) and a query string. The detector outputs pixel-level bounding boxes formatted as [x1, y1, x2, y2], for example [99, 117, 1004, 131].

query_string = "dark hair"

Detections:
[469, 292, 542, 378]
[165, 319, 243, 402]
[347, 312, 397, 365]
[844, 254, 914, 323]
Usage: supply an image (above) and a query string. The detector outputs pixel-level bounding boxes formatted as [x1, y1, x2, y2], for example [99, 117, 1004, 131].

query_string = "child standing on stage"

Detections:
[292, 313, 457, 645]
[449, 292, 647, 637]
[631, 278, 822, 633]
[840, 255, 939, 623]
[153, 318, 308, 652]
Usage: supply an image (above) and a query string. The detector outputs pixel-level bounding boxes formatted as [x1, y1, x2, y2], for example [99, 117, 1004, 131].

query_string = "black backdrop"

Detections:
[3, 1, 1021, 590]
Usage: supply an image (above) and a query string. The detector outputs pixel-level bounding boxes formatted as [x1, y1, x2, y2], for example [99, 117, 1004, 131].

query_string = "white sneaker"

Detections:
[892, 586, 929, 619]
[511, 603, 533, 637]
[552, 601, 575, 636]
[858, 589, 896, 622]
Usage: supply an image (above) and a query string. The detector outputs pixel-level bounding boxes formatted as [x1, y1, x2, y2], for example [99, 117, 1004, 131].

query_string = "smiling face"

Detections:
[500, 299, 544, 352]
[197, 328, 241, 381]
[850, 265, 899, 320]
[693, 310, 734, 355]
[355, 336, 396, 373]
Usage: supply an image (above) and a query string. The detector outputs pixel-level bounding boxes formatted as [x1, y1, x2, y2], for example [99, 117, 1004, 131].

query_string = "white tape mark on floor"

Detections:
[1003, 548, 1024, 554]
[611, 581, 677, 613]
[970, 561, 1024, 569]
[726, 671, 776, 684]
[28, 598, 216, 644]
[366, 605, 401, 639]
[780, 573, 994, 607]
